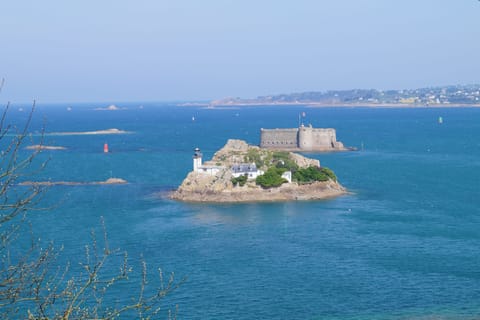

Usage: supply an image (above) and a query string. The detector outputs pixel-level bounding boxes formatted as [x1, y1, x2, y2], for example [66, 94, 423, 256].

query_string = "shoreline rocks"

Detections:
[170, 179, 346, 203]
[19, 178, 128, 186]
[25, 145, 66, 150]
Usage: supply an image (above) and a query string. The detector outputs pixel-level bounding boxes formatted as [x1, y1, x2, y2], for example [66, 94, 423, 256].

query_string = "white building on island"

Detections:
[193, 147, 223, 176]
[193, 147, 291, 182]
[231, 163, 264, 180]
[232, 163, 292, 182]
[193, 147, 202, 172]
[281, 171, 292, 183]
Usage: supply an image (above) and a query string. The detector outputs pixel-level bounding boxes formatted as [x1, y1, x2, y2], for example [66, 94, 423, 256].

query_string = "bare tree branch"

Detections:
[0, 104, 183, 319]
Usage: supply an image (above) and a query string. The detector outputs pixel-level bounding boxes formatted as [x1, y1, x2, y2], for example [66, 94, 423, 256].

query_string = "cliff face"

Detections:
[170, 139, 346, 203]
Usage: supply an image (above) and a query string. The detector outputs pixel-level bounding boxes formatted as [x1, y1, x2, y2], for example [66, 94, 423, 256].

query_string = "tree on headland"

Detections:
[0, 101, 183, 318]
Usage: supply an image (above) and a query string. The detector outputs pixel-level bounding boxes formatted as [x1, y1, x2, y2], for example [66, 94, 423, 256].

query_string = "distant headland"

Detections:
[170, 139, 346, 203]
[180, 84, 480, 108]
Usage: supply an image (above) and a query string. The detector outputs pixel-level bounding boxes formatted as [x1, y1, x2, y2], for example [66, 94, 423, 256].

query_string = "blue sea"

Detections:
[6, 103, 480, 319]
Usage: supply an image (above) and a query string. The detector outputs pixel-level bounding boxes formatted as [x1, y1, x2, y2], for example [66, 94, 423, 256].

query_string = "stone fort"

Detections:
[260, 125, 345, 151]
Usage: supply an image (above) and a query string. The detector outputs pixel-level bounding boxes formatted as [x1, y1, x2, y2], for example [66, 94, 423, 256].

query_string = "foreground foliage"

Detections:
[0, 103, 182, 319]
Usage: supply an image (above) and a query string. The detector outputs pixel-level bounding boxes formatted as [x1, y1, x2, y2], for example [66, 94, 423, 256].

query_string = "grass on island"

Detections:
[234, 149, 337, 189]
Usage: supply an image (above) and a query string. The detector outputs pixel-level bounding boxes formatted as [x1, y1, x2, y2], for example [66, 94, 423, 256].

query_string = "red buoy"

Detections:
[103, 143, 109, 153]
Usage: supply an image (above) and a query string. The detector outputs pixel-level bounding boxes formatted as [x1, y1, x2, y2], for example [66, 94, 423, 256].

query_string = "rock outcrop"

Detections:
[25, 145, 67, 151]
[19, 178, 128, 186]
[170, 139, 346, 203]
[289, 152, 320, 168]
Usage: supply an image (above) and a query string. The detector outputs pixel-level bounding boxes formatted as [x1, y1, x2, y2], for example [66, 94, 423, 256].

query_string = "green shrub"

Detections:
[321, 167, 337, 181]
[293, 166, 327, 183]
[244, 149, 264, 168]
[255, 167, 287, 188]
[231, 174, 248, 187]
[293, 166, 337, 184]
[272, 151, 299, 172]
[272, 151, 290, 161]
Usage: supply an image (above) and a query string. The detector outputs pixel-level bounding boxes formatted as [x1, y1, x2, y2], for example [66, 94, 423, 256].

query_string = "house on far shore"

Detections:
[231, 163, 264, 180]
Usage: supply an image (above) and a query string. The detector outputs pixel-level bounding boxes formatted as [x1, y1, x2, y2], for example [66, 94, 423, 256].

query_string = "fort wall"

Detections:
[260, 128, 298, 149]
[299, 127, 338, 151]
[260, 125, 345, 151]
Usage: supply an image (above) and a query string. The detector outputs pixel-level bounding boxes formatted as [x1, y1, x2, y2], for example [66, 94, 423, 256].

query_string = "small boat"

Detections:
[438, 116, 443, 124]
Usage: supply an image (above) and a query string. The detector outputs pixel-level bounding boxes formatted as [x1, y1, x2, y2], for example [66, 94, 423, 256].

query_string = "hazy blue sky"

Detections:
[1, 0, 479, 103]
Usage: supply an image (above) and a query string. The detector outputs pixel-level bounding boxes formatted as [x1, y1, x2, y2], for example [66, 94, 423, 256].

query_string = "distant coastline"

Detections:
[179, 102, 480, 108]
[179, 84, 480, 108]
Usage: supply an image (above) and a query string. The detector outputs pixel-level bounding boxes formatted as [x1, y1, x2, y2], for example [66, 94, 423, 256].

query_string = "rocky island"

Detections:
[19, 178, 128, 186]
[49, 128, 130, 136]
[170, 139, 346, 203]
[25, 145, 67, 151]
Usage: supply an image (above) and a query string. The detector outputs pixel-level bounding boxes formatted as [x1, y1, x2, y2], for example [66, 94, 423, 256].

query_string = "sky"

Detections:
[1, 0, 479, 103]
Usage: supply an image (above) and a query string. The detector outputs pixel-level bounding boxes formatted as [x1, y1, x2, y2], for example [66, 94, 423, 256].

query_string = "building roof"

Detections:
[198, 165, 223, 170]
[232, 163, 258, 173]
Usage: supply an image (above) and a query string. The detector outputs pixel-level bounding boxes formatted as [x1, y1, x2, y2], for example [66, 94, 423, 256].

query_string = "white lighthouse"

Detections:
[192, 147, 223, 175]
[193, 147, 202, 172]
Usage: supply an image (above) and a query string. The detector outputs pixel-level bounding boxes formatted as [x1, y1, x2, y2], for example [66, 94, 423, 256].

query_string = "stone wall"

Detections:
[299, 127, 338, 151]
[260, 126, 345, 151]
[260, 128, 298, 149]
